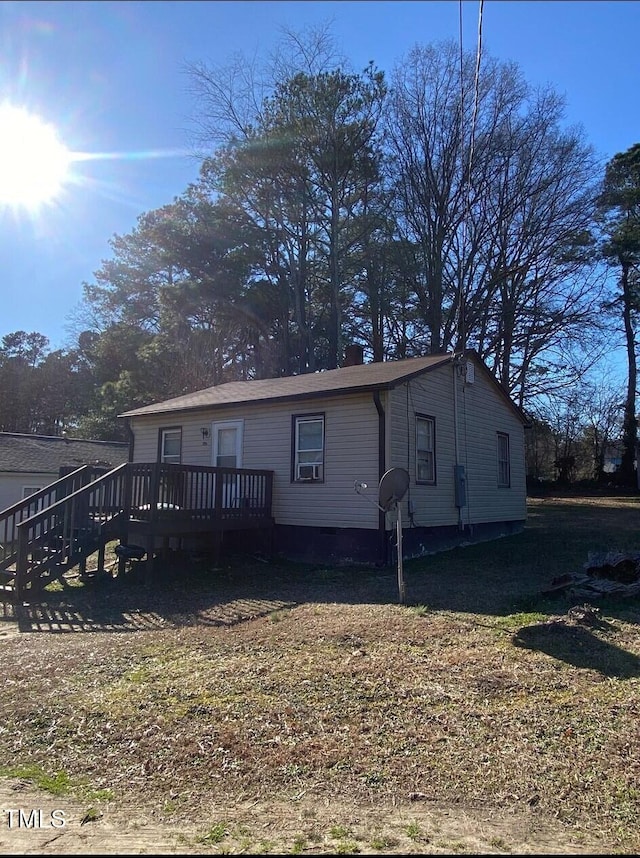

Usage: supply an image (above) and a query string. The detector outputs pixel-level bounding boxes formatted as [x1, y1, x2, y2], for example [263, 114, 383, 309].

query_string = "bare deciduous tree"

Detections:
[387, 41, 601, 406]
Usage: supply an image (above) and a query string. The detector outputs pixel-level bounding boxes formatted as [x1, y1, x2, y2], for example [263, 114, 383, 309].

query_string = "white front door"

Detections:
[212, 420, 243, 507]
[212, 420, 243, 468]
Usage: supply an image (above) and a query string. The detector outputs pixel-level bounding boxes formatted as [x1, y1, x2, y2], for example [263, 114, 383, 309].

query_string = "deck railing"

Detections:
[15, 463, 130, 594]
[128, 463, 274, 523]
[0, 465, 102, 573]
[11, 462, 274, 595]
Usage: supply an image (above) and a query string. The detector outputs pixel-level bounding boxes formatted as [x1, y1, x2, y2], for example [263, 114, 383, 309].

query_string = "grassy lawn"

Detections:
[0, 494, 639, 854]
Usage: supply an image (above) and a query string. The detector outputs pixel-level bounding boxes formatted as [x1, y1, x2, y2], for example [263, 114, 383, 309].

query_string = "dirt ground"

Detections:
[0, 597, 618, 856]
[0, 776, 608, 855]
[4, 497, 640, 856]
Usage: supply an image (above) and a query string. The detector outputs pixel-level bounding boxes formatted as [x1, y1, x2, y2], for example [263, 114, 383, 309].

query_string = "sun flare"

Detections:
[0, 103, 71, 209]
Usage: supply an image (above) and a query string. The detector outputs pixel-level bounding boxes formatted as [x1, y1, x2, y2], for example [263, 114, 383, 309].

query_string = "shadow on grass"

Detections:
[4, 494, 640, 633]
[512, 621, 640, 678]
[4, 537, 640, 634]
[3, 552, 399, 634]
[405, 494, 640, 616]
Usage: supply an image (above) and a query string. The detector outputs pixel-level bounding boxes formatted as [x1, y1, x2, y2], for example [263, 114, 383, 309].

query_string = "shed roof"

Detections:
[0, 433, 129, 474]
[120, 351, 527, 423]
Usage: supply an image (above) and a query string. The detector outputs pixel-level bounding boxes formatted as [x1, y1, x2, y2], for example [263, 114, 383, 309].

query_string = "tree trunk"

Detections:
[619, 261, 638, 487]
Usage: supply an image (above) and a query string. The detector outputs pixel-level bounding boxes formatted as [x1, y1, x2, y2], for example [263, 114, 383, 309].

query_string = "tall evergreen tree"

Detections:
[597, 143, 640, 487]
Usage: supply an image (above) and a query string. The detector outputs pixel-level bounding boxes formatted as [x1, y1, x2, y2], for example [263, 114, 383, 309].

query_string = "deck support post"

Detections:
[211, 530, 223, 567]
[144, 532, 155, 586]
[96, 542, 106, 576]
[15, 526, 28, 601]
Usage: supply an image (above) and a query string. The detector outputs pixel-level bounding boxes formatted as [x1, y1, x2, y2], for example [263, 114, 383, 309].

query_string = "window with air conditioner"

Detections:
[297, 462, 322, 481]
[292, 414, 324, 482]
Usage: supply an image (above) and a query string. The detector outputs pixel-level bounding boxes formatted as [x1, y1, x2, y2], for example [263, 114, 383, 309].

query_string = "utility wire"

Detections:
[468, 0, 484, 189]
[457, 0, 484, 354]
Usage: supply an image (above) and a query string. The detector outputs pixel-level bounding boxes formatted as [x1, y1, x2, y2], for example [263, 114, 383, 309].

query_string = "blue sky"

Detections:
[1, 0, 639, 352]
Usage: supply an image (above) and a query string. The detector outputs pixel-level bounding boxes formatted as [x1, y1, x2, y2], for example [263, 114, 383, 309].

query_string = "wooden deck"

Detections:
[0, 463, 274, 597]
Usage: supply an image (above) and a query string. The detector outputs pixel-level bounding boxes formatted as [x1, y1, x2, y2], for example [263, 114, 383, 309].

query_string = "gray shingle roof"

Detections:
[119, 353, 456, 419]
[0, 433, 129, 474]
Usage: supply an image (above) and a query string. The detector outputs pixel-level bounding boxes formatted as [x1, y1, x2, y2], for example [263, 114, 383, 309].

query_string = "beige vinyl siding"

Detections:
[455, 367, 526, 524]
[128, 359, 525, 535]
[129, 391, 381, 530]
[389, 360, 525, 528]
[389, 370, 458, 527]
[131, 418, 213, 467]
[277, 394, 380, 528]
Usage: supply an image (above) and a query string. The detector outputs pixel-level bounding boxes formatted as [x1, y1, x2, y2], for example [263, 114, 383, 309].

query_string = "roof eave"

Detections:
[119, 381, 394, 420]
[119, 357, 456, 420]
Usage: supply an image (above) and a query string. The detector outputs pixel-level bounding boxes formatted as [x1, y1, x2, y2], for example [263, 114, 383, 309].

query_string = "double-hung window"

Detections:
[293, 414, 324, 482]
[22, 486, 43, 499]
[497, 432, 510, 487]
[160, 428, 182, 464]
[416, 414, 436, 484]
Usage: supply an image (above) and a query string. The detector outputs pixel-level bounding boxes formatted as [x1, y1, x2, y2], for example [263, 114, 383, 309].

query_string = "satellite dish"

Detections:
[378, 468, 410, 513]
[379, 467, 410, 605]
[354, 467, 410, 604]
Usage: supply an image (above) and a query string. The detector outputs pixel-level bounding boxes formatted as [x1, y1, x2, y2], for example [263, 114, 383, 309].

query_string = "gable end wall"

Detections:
[389, 361, 526, 528]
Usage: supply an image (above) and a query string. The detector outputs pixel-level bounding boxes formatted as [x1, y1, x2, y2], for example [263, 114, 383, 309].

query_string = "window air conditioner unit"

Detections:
[297, 463, 321, 481]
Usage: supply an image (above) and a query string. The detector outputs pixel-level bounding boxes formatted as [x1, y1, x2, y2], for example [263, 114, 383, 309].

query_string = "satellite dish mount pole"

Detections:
[396, 502, 406, 605]
[356, 467, 409, 606]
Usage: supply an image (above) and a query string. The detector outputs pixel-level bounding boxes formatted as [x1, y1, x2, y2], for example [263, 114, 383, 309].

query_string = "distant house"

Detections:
[602, 442, 623, 475]
[0, 432, 130, 511]
[120, 350, 528, 565]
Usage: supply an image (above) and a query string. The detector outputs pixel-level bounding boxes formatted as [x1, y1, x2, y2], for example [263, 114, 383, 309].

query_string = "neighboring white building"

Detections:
[120, 350, 528, 565]
[0, 433, 129, 512]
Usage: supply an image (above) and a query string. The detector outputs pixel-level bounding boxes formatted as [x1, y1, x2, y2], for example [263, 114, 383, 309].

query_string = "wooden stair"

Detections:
[0, 461, 275, 599]
[0, 465, 98, 596]
[1, 464, 130, 599]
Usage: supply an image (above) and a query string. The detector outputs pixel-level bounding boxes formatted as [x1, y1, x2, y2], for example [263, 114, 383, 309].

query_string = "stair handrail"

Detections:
[0, 465, 96, 570]
[10, 462, 276, 596]
[0, 464, 93, 521]
[14, 463, 130, 593]
[15, 462, 130, 532]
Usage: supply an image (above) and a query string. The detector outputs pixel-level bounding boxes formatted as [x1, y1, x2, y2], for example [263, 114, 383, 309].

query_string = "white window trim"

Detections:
[22, 486, 43, 499]
[160, 428, 182, 464]
[212, 420, 244, 469]
[497, 432, 511, 488]
[415, 414, 436, 484]
[293, 414, 325, 482]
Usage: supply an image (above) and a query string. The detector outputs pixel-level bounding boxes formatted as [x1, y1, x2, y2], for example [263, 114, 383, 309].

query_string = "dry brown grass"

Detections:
[1, 493, 639, 854]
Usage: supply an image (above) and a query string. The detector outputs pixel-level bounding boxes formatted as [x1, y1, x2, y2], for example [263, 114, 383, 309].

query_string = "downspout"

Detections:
[373, 390, 388, 565]
[453, 361, 460, 471]
[452, 357, 465, 530]
[124, 418, 135, 463]
[120, 417, 135, 557]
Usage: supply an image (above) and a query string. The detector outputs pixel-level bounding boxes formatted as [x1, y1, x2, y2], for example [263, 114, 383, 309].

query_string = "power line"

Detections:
[457, 0, 484, 354]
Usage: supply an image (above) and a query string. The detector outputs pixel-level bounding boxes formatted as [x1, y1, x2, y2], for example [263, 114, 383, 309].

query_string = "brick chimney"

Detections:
[343, 344, 364, 366]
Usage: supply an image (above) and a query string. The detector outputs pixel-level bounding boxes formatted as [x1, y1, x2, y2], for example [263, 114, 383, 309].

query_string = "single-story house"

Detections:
[119, 349, 528, 566]
[0, 432, 130, 512]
